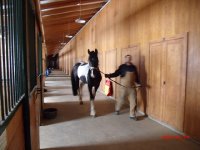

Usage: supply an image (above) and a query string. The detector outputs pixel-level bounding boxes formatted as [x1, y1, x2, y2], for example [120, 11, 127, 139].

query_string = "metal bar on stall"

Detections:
[9, 0, 14, 108]
[0, 0, 5, 120]
[1, 0, 8, 117]
[5, 0, 12, 112]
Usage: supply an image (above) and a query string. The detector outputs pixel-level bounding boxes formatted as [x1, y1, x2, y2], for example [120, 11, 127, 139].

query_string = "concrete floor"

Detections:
[40, 70, 200, 150]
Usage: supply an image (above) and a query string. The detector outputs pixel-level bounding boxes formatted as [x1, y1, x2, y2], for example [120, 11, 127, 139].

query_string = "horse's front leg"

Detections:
[89, 86, 96, 117]
[78, 82, 84, 105]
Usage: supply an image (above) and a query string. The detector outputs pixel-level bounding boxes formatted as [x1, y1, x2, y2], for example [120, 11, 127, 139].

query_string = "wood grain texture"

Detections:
[105, 49, 117, 98]
[59, 0, 200, 141]
[148, 41, 164, 120]
[29, 91, 40, 150]
[148, 34, 187, 131]
[162, 34, 187, 131]
[39, 0, 108, 54]
[6, 105, 25, 150]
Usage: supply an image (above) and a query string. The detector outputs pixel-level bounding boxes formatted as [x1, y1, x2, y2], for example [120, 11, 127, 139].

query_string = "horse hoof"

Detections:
[90, 112, 96, 117]
[90, 114, 96, 118]
[80, 101, 83, 105]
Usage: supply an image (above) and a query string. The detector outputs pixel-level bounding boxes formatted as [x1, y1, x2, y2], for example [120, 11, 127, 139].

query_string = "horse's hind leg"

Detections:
[78, 82, 84, 105]
[89, 86, 96, 117]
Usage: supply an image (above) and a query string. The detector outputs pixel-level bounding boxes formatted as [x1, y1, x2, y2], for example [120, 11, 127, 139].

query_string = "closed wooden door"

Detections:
[105, 49, 117, 97]
[121, 45, 141, 108]
[162, 36, 187, 131]
[98, 52, 104, 91]
[121, 45, 140, 71]
[148, 34, 187, 131]
[148, 41, 164, 120]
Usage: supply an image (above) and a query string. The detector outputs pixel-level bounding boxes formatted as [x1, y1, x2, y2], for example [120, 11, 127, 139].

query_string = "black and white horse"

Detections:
[71, 49, 102, 117]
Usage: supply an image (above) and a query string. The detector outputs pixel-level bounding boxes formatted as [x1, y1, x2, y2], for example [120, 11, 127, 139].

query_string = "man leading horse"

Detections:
[105, 55, 140, 120]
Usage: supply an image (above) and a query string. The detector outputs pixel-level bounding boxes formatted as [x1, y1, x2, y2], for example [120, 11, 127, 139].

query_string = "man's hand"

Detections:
[105, 74, 110, 78]
[135, 82, 141, 87]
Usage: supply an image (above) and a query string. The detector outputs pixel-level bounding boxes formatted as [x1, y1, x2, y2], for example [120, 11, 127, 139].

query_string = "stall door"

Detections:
[98, 52, 104, 91]
[162, 36, 187, 131]
[121, 45, 140, 71]
[105, 49, 117, 97]
[121, 45, 141, 108]
[149, 41, 164, 120]
[148, 34, 187, 131]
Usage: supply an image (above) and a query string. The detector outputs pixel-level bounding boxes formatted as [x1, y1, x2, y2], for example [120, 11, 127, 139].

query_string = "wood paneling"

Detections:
[39, 0, 108, 55]
[163, 35, 188, 131]
[105, 49, 117, 98]
[121, 45, 140, 71]
[6, 105, 25, 150]
[29, 91, 40, 150]
[148, 40, 164, 120]
[148, 34, 188, 131]
[59, 0, 200, 141]
[98, 52, 104, 91]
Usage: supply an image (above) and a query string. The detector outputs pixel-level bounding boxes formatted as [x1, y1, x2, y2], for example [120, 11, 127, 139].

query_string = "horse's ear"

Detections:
[88, 49, 90, 54]
[95, 49, 98, 54]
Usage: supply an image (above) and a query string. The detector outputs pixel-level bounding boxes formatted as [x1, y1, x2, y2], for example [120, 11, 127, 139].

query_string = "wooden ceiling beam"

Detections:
[45, 21, 82, 28]
[39, 0, 109, 55]
[42, 8, 99, 19]
[41, 3, 102, 16]
[45, 31, 77, 40]
[40, 0, 67, 5]
[44, 26, 82, 34]
[43, 14, 93, 26]
[40, 0, 106, 10]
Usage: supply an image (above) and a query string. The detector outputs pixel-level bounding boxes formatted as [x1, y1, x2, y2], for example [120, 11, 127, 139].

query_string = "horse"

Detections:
[71, 49, 102, 117]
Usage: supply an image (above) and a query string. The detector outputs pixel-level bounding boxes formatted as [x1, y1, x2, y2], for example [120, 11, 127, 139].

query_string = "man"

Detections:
[105, 55, 140, 120]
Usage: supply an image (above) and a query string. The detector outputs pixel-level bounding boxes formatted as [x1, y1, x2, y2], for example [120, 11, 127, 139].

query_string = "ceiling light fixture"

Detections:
[65, 35, 73, 38]
[61, 42, 66, 45]
[66, 22, 73, 38]
[75, 0, 86, 24]
[60, 33, 67, 46]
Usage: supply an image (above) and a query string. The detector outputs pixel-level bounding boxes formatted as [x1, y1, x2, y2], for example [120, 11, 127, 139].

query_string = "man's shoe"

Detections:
[129, 115, 137, 121]
[115, 111, 120, 115]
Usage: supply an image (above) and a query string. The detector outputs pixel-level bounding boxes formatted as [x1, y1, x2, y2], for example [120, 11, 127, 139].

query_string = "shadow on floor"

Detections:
[41, 100, 147, 126]
[41, 100, 115, 126]
[40, 138, 200, 150]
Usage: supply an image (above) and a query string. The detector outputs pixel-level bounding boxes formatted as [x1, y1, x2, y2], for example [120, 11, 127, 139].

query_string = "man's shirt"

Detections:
[109, 63, 140, 83]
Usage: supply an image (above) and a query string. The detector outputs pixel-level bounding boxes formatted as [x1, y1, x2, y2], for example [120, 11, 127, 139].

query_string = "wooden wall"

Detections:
[0, 105, 25, 150]
[0, 92, 41, 150]
[58, 0, 200, 141]
[29, 91, 41, 150]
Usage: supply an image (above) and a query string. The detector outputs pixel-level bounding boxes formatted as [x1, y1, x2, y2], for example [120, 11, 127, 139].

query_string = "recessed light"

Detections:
[65, 35, 73, 38]
[61, 42, 66, 45]
[75, 18, 86, 24]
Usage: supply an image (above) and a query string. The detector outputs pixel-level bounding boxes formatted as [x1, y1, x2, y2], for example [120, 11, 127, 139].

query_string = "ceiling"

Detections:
[39, 0, 109, 55]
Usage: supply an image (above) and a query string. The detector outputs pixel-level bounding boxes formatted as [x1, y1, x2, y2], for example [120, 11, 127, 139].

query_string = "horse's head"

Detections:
[88, 49, 99, 68]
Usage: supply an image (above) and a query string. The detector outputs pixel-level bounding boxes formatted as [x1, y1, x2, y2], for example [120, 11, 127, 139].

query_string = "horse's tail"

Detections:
[71, 63, 81, 96]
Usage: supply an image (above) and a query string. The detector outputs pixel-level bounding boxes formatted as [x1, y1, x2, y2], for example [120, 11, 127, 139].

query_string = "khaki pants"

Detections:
[116, 87, 137, 116]
[116, 72, 137, 116]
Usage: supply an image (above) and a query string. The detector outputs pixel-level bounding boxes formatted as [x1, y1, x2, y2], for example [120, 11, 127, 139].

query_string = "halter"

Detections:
[89, 66, 99, 78]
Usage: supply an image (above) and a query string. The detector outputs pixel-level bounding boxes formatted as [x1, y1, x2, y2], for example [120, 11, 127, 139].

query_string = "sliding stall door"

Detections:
[148, 34, 187, 131]
[98, 52, 104, 92]
[121, 45, 140, 71]
[162, 35, 187, 131]
[105, 49, 117, 97]
[148, 41, 164, 120]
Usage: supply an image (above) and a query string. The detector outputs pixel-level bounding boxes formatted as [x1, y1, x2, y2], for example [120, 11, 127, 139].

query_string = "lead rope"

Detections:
[99, 70, 142, 89]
